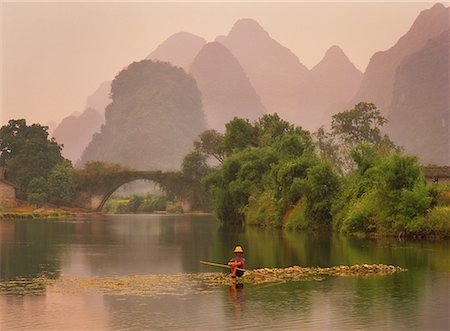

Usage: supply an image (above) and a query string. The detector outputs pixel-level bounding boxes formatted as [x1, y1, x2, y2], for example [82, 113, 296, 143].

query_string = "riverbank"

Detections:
[0, 203, 212, 220]
[0, 203, 99, 220]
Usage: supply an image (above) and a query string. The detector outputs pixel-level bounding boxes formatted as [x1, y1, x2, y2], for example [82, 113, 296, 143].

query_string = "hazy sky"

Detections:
[1, 1, 444, 125]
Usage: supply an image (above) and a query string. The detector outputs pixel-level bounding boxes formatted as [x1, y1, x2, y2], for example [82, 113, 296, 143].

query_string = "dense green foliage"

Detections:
[27, 177, 50, 206]
[201, 105, 449, 238]
[194, 130, 225, 163]
[0, 119, 68, 198]
[331, 149, 439, 236]
[179, 150, 212, 210]
[26, 164, 75, 206]
[202, 114, 340, 227]
[79, 60, 206, 170]
[103, 194, 182, 214]
[47, 164, 75, 204]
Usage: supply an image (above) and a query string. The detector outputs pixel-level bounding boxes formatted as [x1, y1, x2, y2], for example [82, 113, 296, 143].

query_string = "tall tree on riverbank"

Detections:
[315, 102, 397, 172]
[202, 114, 320, 225]
[0, 119, 68, 197]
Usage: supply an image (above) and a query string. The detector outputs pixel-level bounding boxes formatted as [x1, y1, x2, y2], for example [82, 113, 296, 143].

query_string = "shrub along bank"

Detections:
[198, 105, 449, 238]
[103, 194, 183, 214]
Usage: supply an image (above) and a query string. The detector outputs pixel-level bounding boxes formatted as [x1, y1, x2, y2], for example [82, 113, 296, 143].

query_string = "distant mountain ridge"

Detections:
[351, 3, 450, 113]
[66, 3, 449, 169]
[51, 80, 110, 164]
[349, 2, 450, 165]
[189, 42, 266, 131]
[216, 18, 309, 124]
[146, 32, 206, 70]
[52, 107, 104, 164]
[85, 80, 111, 114]
[298, 45, 363, 129]
[388, 30, 449, 165]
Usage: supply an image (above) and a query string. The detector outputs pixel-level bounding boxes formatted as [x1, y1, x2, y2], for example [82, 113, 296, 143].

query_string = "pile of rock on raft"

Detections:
[203, 264, 407, 285]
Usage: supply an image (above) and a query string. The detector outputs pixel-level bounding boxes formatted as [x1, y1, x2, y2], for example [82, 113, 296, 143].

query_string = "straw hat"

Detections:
[233, 245, 244, 253]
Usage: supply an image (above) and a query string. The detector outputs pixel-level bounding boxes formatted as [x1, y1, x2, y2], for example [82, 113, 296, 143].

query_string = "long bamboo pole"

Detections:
[200, 260, 246, 272]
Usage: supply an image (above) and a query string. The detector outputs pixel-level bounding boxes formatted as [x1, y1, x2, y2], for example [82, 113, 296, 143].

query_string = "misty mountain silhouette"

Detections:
[217, 18, 309, 124]
[189, 42, 266, 131]
[68, 3, 449, 168]
[352, 3, 450, 114]
[298, 45, 363, 130]
[85, 80, 111, 114]
[388, 30, 449, 165]
[52, 108, 104, 164]
[146, 32, 206, 70]
[52, 81, 110, 163]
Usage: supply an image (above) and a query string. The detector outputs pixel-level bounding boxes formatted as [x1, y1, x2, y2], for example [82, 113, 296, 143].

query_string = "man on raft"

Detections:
[228, 246, 245, 278]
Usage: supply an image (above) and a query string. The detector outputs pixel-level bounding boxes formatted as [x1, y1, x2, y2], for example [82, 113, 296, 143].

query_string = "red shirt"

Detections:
[229, 256, 245, 269]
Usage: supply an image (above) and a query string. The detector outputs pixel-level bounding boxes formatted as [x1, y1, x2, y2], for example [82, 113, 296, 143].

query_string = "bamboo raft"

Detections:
[0, 264, 407, 296]
[200, 263, 407, 285]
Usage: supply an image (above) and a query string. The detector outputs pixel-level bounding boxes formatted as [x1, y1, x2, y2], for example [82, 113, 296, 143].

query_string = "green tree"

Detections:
[27, 177, 49, 206]
[204, 148, 277, 224]
[314, 127, 343, 172]
[334, 150, 434, 235]
[331, 102, 388, 146]
[222, 118, 258, 155]
[302, 162, 340, 227]
[182, 150, 210, 182]
[315, 102, 398, 173]
[47, 163, 75, 204]
[203, 115, 317, 226]
[180, 150, 212, 210]
[128, 194, 144, 213]
[0, 119, 66, 197]
[194, 129, 225, 163]
[255, 113, 294, 146]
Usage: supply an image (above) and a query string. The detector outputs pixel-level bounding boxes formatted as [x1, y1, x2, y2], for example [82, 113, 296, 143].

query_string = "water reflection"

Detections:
[0, 220, 67, 280]
[0, 215, 449, 330]
[228, 284, 245, 319]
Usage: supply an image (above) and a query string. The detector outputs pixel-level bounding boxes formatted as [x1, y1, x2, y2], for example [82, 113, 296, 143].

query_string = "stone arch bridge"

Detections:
[72, 167, 192, 212]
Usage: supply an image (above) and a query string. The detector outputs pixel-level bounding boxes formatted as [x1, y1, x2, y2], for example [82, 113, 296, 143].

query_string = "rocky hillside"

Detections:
[189, 42, 265, 131]
[78, 60, 206, 170]
[351, 3, 449, 114]
[388, 31, 449, 165]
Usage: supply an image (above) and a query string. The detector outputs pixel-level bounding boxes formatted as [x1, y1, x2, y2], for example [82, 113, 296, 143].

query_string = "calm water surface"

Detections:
[0, 214, 449, 330]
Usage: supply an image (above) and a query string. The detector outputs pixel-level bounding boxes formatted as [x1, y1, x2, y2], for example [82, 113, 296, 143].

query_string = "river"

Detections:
[0, 214, 448, 330]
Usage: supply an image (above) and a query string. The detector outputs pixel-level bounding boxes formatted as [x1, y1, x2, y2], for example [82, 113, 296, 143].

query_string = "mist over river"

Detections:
[1, 215, 448, 330]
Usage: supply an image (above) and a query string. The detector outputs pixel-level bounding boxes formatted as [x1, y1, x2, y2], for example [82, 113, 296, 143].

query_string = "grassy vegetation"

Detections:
[284, 197, 308, 230]
[0, 209, 74, 220]
[103, 194, 183, 214]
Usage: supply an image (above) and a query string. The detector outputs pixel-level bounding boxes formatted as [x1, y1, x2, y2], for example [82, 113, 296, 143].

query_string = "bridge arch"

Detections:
[96, 179, 165, 212]
[72, 168, 191, 212]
